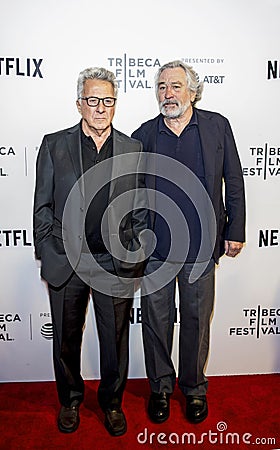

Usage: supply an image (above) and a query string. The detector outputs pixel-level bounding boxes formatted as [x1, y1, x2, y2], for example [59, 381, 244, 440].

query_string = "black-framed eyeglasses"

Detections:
[79, 96, 117, 107]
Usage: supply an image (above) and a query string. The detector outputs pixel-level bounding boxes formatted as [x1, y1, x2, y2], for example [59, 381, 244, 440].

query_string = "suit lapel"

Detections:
[109, 129, 122, 199]
[143, 118, 159, 226]
[196, 109, 218, 198]
[66, 123, 84, 197]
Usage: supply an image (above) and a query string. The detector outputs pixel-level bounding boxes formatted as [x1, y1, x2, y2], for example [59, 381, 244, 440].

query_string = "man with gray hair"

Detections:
[33, 67, 147, 435]
[132, 60, 245, 424]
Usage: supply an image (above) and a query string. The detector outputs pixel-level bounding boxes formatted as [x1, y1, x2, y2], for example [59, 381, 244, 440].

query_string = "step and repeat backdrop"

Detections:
[1, 0, 279, 382]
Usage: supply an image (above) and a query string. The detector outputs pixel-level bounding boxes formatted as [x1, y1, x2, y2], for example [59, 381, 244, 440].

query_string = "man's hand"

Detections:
[224, 240, 244, 258]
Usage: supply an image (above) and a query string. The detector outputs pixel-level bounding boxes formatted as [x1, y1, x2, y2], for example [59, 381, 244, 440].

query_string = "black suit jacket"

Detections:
[132, 109, 246, 263]
[33, 123, 147, 287]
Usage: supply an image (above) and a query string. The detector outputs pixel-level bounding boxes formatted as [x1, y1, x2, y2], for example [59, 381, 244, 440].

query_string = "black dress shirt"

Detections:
[153, 112, 206, 263]
[81, 124, 113, 253]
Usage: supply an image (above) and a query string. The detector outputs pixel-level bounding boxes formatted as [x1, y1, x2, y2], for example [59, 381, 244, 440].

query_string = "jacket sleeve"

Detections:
[126, 142, 150, 268]
[131, 144, 149, 242]
[223, 118, 246, 243]
[33, 136, 55, 259]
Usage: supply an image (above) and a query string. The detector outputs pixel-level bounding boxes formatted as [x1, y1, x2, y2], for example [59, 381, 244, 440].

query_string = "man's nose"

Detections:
[165, 85, 174, 98]
[96, 101, 106, 112]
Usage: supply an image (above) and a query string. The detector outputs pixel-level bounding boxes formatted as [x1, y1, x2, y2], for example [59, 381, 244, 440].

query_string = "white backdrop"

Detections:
[0, 0, 279, 382]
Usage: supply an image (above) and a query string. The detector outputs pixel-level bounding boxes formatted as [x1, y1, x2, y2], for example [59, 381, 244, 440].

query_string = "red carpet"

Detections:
[0, 375, 279, 450]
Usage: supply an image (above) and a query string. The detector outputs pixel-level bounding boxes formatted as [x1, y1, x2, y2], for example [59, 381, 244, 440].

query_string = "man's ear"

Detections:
[76, 99, 82, 114]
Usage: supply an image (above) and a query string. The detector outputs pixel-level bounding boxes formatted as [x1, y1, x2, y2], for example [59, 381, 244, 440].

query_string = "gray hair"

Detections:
[155, 60, 203, 106]
[77, 67, 118, 100]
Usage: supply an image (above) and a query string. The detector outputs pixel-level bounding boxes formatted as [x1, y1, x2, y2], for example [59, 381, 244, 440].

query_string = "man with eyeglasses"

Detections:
[132, 60, 245, 425]
[33, 67, 147, 436]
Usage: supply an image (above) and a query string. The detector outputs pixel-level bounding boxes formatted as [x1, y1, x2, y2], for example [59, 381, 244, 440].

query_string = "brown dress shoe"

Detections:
[104, 407, 127, 436]
[57, 405, 80, 433]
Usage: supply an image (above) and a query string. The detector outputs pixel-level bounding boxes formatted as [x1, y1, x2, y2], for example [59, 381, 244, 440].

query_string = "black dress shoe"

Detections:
[186, 395, 208, 424]
[104, 407, 127, 436]
[57, 405, 80, 433]
[148, 392, 170, 423]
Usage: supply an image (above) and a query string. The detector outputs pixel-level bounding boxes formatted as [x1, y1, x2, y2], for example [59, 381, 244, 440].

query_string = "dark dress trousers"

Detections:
[132, 109, 246, 395]
[33, 123, 147, 408]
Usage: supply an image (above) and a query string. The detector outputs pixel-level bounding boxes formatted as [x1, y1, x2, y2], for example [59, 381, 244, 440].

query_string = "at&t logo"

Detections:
[41, 323, 53, 340]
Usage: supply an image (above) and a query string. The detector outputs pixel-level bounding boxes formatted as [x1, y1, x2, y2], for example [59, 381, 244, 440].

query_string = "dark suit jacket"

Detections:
[33, 123, 147, 287]
[131, 109, 246, 263]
